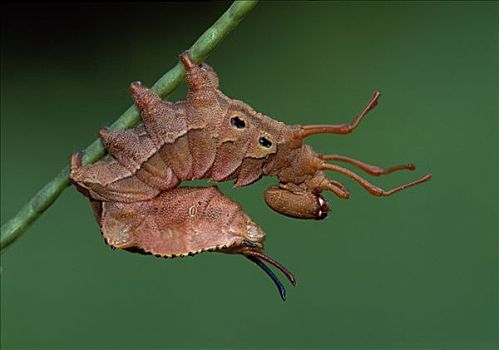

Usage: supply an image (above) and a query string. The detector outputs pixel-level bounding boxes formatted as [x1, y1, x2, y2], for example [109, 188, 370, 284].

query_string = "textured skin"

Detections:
[70, 56, 296, 205]
[70, 52, 430, 268]
[98, 187, 264, 257]
[69, 53, 432, 300]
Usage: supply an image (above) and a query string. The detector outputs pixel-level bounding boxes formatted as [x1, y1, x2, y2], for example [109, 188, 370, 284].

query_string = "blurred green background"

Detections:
[1, 2, 497, 349]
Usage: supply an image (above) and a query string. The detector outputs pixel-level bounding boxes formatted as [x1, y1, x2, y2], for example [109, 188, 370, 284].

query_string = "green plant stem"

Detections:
[0, 0, 259, 253]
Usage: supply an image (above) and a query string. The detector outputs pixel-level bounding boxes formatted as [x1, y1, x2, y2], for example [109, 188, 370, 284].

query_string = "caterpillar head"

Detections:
[214, 90, 430, 221]
[259, 92, 431, 220]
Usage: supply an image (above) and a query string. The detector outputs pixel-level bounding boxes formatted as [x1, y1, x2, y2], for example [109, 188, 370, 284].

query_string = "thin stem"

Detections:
[0, 0, 259, 253]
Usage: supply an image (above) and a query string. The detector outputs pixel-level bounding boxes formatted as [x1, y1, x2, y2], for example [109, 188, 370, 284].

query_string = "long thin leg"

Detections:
[321, 180, 350, 199]
[322, 163, 431, 197]
[329, 179, 348, 192]
[321, 154, 415, 176]
[300, 91, 381, 137]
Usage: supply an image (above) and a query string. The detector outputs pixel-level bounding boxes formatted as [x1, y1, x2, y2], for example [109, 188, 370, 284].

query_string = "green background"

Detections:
[1, 2, 497, 349]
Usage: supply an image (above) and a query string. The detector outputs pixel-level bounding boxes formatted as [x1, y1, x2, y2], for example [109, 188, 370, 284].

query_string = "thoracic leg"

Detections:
[320, 154, 415, 176]
[321, 180, 350, 199]
[300, 91, 381, 137]
[322, 163, 431, 197]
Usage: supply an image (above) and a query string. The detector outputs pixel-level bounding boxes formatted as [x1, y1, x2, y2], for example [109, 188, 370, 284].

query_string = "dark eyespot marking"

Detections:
[259, 137, 272, 148]
[230, 116, 246, 129]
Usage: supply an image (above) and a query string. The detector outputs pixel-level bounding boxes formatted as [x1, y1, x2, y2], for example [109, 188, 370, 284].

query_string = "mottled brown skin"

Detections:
[70, 52, 431, 300]
[98, 187, 264, 255]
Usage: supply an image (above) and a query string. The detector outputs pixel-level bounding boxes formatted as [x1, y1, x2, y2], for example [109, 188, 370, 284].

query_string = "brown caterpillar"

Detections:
[70, 52, 431, 300]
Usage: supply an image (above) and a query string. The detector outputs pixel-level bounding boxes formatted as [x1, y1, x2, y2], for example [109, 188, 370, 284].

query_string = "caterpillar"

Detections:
[70, 52, 431, 300]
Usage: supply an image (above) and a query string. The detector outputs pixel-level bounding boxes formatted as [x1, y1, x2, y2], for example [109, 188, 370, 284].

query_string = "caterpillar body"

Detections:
[70, 53, 431, 300]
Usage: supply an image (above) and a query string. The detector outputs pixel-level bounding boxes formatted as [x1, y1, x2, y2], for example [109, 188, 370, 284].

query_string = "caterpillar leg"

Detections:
[299, 91, 381, 137]
[322, 163, 431, 197]
[320, 154, 415, 176]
